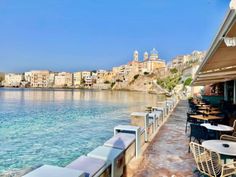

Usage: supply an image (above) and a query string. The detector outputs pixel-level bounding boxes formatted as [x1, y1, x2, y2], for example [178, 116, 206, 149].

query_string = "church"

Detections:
[132, 48, 166, 73]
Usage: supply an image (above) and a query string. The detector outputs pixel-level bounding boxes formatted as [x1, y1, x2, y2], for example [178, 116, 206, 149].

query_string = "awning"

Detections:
[192, 7, 236, 86]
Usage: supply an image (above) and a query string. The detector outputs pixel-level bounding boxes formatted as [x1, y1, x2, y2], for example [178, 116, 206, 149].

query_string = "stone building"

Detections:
[171, 50, 206, 69]
[54, 72, 73, 87]
[30, 70, 50, 88]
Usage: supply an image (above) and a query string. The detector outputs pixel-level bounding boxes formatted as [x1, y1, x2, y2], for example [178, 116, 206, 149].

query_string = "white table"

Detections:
[202, 140, 236, 156]
[201, 123, 234, 132]
[22, 165, 85, 177]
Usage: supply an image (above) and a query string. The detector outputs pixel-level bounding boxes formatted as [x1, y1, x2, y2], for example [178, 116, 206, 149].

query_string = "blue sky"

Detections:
[0, 0, 230, 72]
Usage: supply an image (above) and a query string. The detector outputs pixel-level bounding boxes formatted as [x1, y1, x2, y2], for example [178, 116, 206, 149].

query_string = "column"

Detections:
[234, 80, 236, 104]
[224, 82, 228, 101]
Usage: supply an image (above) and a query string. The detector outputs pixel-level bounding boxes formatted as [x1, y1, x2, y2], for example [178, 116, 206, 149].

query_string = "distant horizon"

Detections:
[0, 0, 230, 72]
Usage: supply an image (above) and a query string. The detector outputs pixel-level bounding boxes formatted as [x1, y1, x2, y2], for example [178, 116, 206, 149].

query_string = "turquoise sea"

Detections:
[0, 88, 159, 176]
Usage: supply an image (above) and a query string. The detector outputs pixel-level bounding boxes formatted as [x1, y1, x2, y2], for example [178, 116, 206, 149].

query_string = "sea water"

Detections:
[0, 88, 159, 176]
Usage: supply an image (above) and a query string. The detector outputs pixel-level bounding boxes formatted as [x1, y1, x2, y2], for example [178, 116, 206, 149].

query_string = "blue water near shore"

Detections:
[0, 88, 158, 175]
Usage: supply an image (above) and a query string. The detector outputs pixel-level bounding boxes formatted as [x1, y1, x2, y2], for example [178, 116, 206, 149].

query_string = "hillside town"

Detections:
[0, 49, 205, 94]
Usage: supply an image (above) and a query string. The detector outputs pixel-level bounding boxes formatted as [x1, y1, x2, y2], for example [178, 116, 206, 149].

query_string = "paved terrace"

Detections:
[128, 100, 196, 177]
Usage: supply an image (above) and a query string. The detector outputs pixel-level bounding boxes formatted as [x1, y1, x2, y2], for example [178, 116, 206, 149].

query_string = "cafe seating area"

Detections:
[187, 97, 236, 176]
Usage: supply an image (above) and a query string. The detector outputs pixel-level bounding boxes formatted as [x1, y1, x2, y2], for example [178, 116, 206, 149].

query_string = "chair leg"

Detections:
[188, 136, 191, 153]
[185, 121, 188, 133]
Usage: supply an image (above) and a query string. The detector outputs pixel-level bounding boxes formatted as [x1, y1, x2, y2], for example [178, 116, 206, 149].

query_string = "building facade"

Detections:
[30, 70, 50, 88]
[54, 72, 73, 87]
[4, 73, 24, 87]
[73, 72, 82, 87]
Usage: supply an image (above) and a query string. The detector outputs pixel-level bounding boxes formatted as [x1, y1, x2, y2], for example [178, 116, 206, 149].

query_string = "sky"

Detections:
[0, 0, 230, 72]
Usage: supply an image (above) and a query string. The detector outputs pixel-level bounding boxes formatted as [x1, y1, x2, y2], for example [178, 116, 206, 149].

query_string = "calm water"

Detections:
[0, 88, 159, 175]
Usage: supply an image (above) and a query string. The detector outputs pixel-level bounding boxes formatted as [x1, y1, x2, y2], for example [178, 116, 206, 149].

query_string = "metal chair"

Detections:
[190, 142, 236, 177]
[189, 124, 209, 144]
[185, 112, 198, 133]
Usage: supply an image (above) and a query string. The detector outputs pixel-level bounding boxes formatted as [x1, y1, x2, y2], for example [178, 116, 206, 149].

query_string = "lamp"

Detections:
[224, 37, 236, 47]
[230, 0, 236, 10]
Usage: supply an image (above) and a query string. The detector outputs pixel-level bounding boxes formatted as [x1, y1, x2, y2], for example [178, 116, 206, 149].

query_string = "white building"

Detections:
[73, 72, 82, 87]
[4, 73, 24, 87]
[24, 72, 32, 83]
[30, 70, 50, 88]
[84, 76, 93, 87]
[81, 71, 91, 79]
[54, 72, 73, 87]
[48, 72, 56, 87]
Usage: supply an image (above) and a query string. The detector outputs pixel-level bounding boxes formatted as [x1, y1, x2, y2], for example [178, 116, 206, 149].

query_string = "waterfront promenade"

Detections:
[130, 100, 195, 177]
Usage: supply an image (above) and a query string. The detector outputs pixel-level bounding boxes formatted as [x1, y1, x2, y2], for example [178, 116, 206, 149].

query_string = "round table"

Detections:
[201, 123, 234, 132]
[190, 114, 223, 121]
[202, 140, 236, 156]
[198, 110, 222, 115]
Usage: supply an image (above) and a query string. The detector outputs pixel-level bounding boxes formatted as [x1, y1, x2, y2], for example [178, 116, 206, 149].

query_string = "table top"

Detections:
[201, 123, 234, 132]
[190, 114, 223, 121]
[196, 103, 209, 106]
[198, 110, 222, 115]
[197, 106, 219, 111]
[22, 165, 85, 177]
[202, 140, 236, 156]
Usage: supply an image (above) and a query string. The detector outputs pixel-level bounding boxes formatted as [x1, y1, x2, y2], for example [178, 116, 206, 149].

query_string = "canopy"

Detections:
[192, 9, 236, 86]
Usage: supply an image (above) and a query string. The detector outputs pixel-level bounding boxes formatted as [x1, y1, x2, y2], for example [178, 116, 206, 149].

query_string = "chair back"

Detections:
[190, 124, 208, 141]
[186, 112, 197, 123]
[189, 103, 197, 112]
[189, 142, 221, 177]
[233, 120, 236, 133]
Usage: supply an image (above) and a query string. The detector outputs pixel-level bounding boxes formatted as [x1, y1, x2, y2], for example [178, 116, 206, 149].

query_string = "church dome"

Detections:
[150, 48, 158, 55]
[150, 48, 158, 61]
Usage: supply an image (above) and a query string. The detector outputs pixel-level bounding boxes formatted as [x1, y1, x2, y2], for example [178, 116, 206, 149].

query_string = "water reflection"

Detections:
[0, 88, 163, 175]
[0, 88, 163, 107]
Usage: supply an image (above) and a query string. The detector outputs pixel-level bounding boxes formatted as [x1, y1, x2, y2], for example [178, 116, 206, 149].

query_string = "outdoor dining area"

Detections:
[188, 1, 236, 176]
[187, 97, 236, 177]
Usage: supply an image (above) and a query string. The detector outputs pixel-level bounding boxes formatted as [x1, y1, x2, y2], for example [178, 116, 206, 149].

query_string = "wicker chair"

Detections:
[220, 120, 236, 142]
[233, 120, 236, 135]
[189, 142, 236, 177]
[220, 135, 236, 142]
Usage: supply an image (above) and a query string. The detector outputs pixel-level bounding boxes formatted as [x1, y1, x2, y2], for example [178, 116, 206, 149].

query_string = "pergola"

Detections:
[192, 3, 236, 102]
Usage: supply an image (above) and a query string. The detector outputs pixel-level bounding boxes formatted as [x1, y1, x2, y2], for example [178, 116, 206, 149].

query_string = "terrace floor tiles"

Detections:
[131, 100, 196, 177]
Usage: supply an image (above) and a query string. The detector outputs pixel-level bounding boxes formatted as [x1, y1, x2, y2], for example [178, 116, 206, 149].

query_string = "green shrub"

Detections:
[184, 77, 193, 86]
[156, 74, 181, 92]
[170, 68, 178, 74]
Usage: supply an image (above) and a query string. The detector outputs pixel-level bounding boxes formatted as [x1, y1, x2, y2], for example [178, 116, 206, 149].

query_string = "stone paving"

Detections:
[132, 100, 196, 177]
